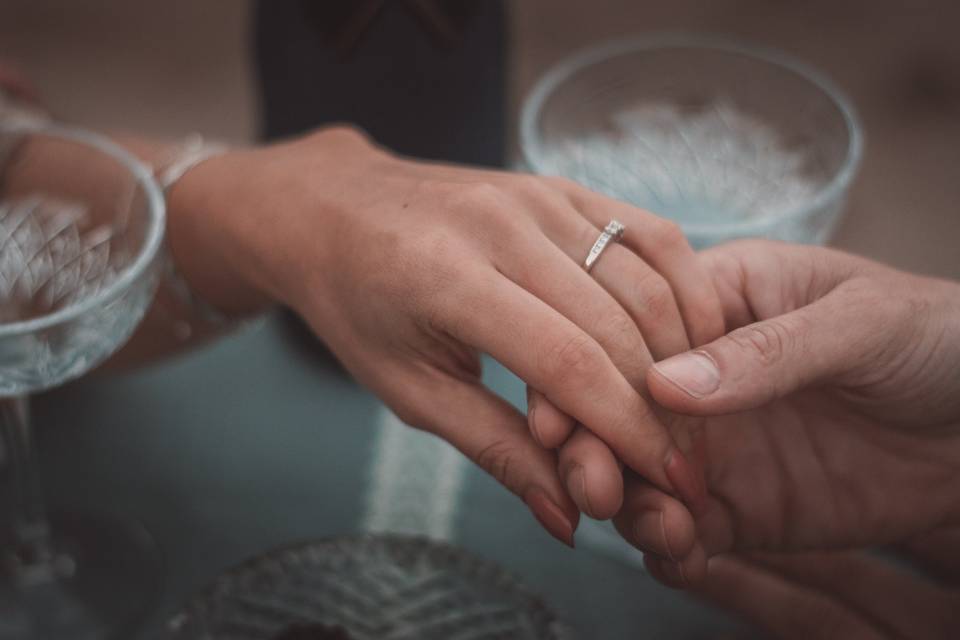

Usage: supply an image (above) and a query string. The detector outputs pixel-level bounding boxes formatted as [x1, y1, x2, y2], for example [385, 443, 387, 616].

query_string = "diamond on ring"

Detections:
[583, 219, 626, 272]
[604, 220, 626, 239]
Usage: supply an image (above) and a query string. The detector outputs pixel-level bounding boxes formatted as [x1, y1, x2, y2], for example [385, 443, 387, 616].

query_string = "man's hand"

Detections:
[690, 550, 960, 639]
[612, 240, 960, 583]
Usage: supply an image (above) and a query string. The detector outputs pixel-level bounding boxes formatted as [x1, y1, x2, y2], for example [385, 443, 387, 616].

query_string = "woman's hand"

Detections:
[613, 240, 960, 583]
[166, 126, 722, 545]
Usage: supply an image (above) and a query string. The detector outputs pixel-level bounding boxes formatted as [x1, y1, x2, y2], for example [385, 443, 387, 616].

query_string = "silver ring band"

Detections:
[583, 220, 625, 272]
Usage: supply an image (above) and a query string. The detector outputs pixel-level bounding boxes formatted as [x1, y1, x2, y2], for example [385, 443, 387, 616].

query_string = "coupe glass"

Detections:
[520, 35, 863, 568]
[0, 123, 165, 638]
[521, 35, 863, 248]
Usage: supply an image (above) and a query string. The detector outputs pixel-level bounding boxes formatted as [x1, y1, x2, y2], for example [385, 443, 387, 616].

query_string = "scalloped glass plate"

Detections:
[164, 535, 575, 640]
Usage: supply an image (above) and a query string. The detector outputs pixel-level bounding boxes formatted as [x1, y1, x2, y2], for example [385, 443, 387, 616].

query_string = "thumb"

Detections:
[646, 288, 875, 415]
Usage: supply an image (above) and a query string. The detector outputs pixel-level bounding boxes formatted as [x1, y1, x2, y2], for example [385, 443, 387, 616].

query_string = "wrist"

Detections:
[164, 147, 276, 316]
[112, 132, 276, 317]
[166, 125, 388, 316]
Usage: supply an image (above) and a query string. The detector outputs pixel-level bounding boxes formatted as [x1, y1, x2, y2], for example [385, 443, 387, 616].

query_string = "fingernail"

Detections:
[565, 465, 595, 519]
[527, 393, 545, 447]
[524, 487, 575, 548]
[664, 449, 707, 515]
[653, 351, 720, 398]
[632, 509, 673, 560]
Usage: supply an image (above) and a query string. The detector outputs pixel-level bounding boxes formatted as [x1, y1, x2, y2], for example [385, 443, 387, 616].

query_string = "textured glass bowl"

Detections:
[165, 535, 574, 640]
[0, 124, 164, 395]
[521, 35, 863, 248]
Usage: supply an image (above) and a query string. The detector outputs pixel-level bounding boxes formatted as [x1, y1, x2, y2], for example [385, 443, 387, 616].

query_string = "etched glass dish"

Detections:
[165, 534, 575, 640]
[521, 35, 863, 569]
[0, 123, 165, 639]
[521, 35, 863, 248]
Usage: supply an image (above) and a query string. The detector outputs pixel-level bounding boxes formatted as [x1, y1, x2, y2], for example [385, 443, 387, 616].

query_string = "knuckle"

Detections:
[540, 331, 604, 387]
[416, 177, 454, 199]
[450, 181, 503, 213]
[507, 175, 569, 219]
[600, 394, 658, 461]
[596, 310, 645, 380]
[390, 396, 430, 429]
[475, 437, 520, 490]
[412, 230, 469, 283]
[513, 173, 550, 196]
[405, 232, 473, 321]
[633, 271, 676, 322]
[541, 175, 588, 201]
[603, 309, 642, 347]
[543, 175, 579, 191]
[651, 218, 688, 249]
[726, 318, 799, 366]
[306, 123, 371, 147]
[487, 203, 530, 237]
[434, 181, 526, 239]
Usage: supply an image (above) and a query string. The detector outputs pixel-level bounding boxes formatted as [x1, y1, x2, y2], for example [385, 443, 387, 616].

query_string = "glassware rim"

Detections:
[519, 33, 865, 237]
[0, 122, 166, 338]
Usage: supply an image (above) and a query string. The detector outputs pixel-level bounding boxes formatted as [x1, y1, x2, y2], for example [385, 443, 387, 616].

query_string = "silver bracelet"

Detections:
[155, 134, 232, 332]
[158, 133, 228, 194]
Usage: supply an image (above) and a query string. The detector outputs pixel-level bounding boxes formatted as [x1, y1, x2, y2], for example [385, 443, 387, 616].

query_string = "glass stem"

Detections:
[1, 396, 64, 585]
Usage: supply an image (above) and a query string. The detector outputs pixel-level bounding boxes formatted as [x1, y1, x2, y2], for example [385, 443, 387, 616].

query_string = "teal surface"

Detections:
[32, 314, 744, 639]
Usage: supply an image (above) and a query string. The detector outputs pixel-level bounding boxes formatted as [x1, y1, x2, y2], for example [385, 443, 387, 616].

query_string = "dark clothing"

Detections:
[254, 0, 508, 167]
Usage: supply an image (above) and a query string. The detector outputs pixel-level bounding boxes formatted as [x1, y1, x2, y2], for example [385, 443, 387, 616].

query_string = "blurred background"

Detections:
[2, 0, 959, 277]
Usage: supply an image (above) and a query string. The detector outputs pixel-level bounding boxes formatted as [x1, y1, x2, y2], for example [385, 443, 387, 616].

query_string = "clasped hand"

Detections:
[170, 129, 960, 638]
[597, 240, 960, 638]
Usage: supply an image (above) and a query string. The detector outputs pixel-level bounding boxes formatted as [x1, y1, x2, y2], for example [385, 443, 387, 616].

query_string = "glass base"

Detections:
[0, 510, 162, 640]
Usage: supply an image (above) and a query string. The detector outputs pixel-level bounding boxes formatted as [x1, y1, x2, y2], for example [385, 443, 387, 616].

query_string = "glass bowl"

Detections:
[0, 123, 164, 395]
[0, 124, 165, 638]
[521, 35, 863, 248]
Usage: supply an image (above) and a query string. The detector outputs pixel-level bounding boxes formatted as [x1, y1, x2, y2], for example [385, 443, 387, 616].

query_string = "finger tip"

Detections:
[538, 429, 568, 450]
[625, 500, 695, 562]
[524, 486, 576, 549]
[563, 461, 623, 521]
[587, 468, 625, 520]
